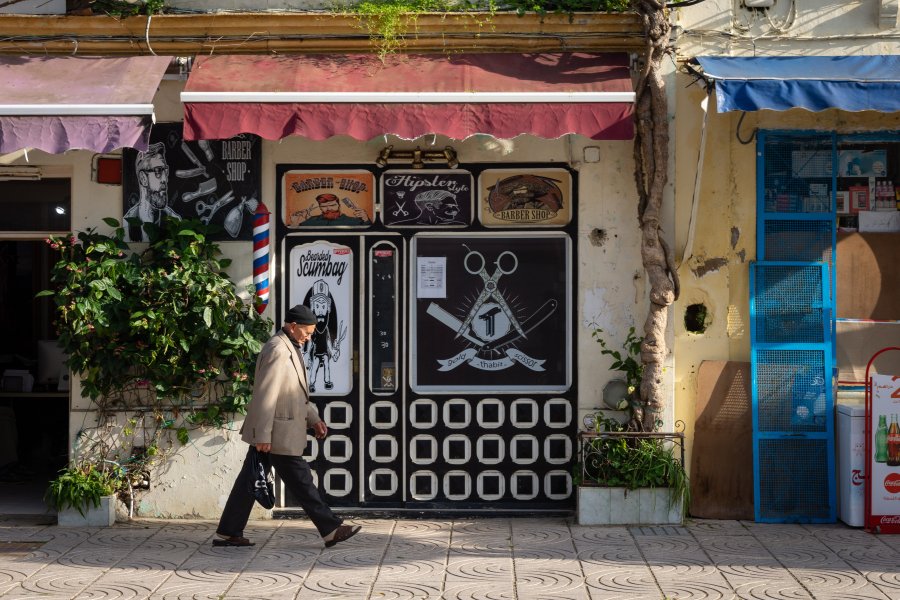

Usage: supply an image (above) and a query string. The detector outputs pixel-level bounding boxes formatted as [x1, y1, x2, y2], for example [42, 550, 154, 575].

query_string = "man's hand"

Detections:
[313, 421, 328, 440]
[255, 443, 272, 453]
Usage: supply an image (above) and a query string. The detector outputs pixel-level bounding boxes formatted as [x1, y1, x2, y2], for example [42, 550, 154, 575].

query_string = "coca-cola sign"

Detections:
[884, 473, 900, 495]
[880, 515, 900, 525]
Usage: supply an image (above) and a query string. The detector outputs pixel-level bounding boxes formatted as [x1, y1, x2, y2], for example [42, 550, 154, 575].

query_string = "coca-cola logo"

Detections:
[884, 473, 900, 494]
[851, 469, 864, 486]
[880, 515, 900, 525]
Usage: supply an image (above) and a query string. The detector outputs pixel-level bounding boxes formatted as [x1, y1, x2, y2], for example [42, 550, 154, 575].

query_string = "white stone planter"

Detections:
[577, 486, 683, 525]
[57, 495, 117, 527]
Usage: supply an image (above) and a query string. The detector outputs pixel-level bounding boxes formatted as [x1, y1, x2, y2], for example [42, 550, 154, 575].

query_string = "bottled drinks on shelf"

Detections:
[888, 414, 900, 467]
[876, 414, 889, 463]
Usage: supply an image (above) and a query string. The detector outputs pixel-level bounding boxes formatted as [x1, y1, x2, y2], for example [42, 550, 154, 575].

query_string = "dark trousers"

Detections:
[217, 447, 342, 538]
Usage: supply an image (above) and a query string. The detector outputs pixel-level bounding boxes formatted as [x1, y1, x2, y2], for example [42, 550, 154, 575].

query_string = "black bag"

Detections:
[245, 447, 276, 509]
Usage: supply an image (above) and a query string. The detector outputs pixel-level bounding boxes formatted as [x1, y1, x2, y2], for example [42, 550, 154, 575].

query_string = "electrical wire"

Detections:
[763, 0, 796, 33]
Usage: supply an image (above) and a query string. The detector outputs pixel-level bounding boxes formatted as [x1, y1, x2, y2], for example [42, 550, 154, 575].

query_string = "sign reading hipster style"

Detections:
[381, 169, 472, 227]
[122, 123, 261, 241]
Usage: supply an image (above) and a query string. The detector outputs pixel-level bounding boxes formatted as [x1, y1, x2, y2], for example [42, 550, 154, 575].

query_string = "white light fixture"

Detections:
[0, 165, 42, 180]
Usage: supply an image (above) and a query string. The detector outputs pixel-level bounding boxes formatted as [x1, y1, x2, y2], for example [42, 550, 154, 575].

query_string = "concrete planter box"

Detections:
[57, 495, 117, 527]
[577, 486, 683, 525]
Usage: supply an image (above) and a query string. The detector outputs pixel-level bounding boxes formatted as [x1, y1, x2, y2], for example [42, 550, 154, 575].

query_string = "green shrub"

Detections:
[45, 463, 123, 516]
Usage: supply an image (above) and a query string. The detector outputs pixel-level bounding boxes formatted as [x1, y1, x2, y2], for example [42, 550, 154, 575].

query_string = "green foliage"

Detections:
[346, 0, 495, 58]
[40, 217, 272, 501]
[502, 0, 628, 16]
[342, 0, 630, 57]
[592, 325, 645, 424]
[581, 415, 689, 508]
[45, 462, 124, 516]
[87, 0, 166, 16]
[41, 217, 271, 418]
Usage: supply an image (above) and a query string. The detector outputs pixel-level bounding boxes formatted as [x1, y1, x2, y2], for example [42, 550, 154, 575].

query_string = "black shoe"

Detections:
[324, 524, 360, 548]
[213, 535, 254, 547]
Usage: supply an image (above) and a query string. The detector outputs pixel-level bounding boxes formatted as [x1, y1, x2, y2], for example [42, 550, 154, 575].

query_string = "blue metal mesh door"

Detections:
[752, 131, 836, 523]
[750, 261, 835, 522]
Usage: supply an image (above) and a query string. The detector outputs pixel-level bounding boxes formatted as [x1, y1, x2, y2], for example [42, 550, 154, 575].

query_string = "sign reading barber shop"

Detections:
[478, 168, 572, 228]
[122, 122, 260, 241]
[282, 170, 375, 228]
[381, 169, 472, 228]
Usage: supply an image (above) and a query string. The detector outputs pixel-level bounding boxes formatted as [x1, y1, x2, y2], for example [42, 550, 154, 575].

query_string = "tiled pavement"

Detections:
[0, 516, 898, 599]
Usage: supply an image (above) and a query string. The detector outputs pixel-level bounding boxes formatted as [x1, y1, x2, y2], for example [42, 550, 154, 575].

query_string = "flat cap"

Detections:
[285, 304, 317, 325]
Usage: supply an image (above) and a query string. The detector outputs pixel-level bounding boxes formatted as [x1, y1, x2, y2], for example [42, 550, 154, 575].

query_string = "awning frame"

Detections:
[0, 104, 155, 116]
[181, 91, 635, 104]
[687, 55, 900, 114]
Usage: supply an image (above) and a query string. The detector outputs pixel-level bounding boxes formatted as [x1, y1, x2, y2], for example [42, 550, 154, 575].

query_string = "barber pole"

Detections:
[252, 202, 271, 314]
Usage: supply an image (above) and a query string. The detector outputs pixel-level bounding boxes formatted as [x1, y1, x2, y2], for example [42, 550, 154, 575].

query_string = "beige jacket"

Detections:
[241, 330, 322, 456]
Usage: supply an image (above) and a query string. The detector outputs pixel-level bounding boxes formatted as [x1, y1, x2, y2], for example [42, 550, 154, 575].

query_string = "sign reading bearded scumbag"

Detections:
[289, 241, 354, 396]
[411, 232, 572, 393]
[478, 168, 572, 228]
[282, 170, 375, 228]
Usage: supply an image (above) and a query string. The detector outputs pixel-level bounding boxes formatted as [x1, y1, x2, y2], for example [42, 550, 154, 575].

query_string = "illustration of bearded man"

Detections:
[305, 279, 341, 392]
[125, 142, 180, 241]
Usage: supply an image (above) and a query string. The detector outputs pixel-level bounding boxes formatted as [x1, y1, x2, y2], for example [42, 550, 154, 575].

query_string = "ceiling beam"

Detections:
[0, 12, 645, 55]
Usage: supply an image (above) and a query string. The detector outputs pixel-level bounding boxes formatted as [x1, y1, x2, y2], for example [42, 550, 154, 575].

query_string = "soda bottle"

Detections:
[876, 415, 888, 463]
[888, 414, 900, 467]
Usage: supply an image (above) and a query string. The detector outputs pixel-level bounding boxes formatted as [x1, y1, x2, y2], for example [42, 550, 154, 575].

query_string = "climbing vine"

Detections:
[630, 0, 680, 431]
[344, 0, 631, 56]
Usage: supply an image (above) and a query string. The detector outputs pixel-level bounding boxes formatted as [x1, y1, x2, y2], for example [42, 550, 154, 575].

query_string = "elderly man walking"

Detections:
[214, 304, 360, 548]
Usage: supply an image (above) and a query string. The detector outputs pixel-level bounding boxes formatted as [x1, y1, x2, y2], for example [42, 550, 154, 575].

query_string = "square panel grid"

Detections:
[758, 437, 832, 521]
[762, 220, 834, 266]
[761, 133, 833, 215]
[755, 349, 828, 433]
[363, 397, 403, 504]
[407, 396, 575, 507]
[752, 264, 826, 345]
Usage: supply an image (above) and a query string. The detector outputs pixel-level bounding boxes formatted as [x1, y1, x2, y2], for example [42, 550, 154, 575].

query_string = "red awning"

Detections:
[0, 55, 171, 154]
[181, 53, 634, 142]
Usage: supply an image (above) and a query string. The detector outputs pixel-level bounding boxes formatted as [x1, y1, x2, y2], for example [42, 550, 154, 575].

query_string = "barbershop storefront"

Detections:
[2, 52, 643, 516]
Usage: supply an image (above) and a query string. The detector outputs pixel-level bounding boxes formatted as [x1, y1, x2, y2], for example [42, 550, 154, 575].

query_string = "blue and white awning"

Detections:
[689, 55, 900, 113]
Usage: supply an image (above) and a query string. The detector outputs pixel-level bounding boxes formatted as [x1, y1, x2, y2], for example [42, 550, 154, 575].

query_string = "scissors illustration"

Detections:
[392, 201, 409, 217]
[456, 247, 526, 340]
[196, 190, 234, 224]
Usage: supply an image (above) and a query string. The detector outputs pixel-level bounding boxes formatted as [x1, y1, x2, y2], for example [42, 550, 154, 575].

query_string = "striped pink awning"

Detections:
[0, 56, 171, 154]
[181, 53, 634, 142]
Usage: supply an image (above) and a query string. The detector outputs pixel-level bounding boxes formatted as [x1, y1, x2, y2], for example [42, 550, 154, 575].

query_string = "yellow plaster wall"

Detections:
[672, 78, 900, 475]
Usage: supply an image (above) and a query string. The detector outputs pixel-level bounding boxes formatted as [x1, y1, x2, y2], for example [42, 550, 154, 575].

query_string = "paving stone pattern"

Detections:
[0, 516, 898, 599]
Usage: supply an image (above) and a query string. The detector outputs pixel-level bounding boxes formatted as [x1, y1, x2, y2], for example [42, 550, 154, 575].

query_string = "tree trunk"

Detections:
[631, 0, 679, 431]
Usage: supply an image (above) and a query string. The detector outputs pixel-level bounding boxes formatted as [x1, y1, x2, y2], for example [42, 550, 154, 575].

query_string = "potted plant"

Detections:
[46, 461, 124, 527]
[576, 327, 689, 525]
[577, 415, 688, 525]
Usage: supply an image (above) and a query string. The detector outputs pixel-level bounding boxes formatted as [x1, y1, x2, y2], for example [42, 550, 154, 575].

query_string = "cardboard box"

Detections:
[858, 210, 900, 233]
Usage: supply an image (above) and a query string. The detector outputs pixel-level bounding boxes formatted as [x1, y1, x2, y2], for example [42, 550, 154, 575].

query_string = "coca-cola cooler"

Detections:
[837, 402, 866, 526]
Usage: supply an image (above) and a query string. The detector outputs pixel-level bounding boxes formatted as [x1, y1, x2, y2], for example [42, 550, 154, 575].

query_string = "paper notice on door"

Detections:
[417, 256, 446, 299]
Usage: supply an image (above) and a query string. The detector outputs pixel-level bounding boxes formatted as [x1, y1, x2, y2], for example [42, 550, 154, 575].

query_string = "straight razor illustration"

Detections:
[426, 303, 485, 347]
[482, 299, 557, 350]
[427, 299, 557, 350]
